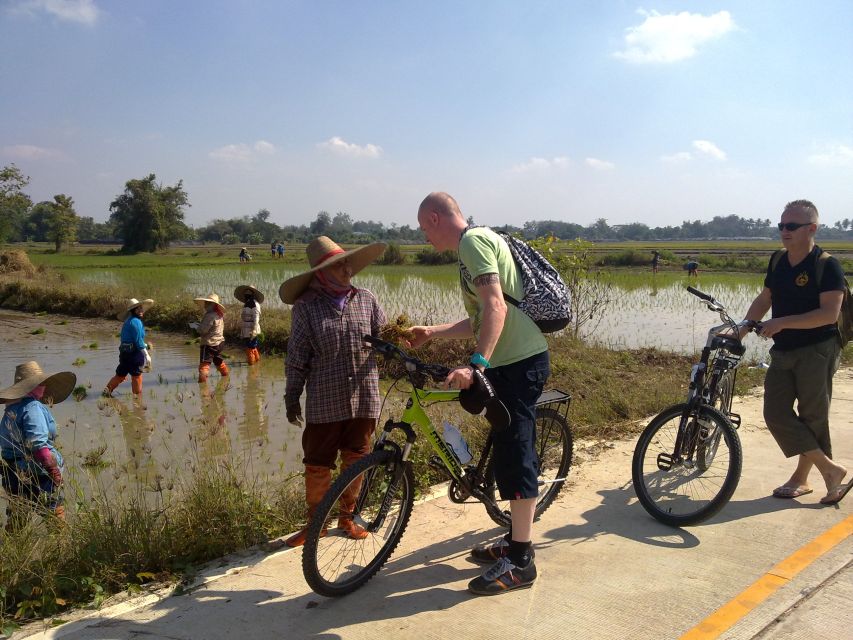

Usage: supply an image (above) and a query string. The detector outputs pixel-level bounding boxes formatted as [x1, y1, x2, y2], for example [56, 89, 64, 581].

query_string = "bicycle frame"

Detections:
[660, 289, 750, 470]
[375, 387, 466, 482]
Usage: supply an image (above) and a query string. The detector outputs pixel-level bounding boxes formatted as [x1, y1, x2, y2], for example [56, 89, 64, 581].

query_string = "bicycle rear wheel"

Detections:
[632, 403, 742, 527]
[484, 407, 573, 527]
[302, 449, 415, 597]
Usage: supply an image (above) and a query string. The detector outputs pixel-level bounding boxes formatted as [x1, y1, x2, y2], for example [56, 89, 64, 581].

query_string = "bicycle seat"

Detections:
[460, 369, 511, 431]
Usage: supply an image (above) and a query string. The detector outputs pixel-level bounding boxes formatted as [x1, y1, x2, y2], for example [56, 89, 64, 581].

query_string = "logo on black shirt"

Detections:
[795, 271, 809, 287]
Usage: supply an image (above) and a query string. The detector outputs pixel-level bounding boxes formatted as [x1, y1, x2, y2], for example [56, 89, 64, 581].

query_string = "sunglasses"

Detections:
[777, 222, 812, 232]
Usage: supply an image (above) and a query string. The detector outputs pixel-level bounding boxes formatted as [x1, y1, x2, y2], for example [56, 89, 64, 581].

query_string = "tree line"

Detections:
[2, 163, 851, 254]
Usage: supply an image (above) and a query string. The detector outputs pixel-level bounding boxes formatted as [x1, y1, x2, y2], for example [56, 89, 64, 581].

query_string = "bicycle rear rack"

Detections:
[535, 388, 571, 424]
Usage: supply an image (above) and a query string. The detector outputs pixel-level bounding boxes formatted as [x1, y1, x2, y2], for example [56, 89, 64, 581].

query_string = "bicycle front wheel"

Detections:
[632, 403, 742, 527]
[484, 407, 574, 527]
[302, 449, 415, 597]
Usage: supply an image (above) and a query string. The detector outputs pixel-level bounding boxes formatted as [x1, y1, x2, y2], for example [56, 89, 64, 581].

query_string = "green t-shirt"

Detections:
[458, 227, 548, 367]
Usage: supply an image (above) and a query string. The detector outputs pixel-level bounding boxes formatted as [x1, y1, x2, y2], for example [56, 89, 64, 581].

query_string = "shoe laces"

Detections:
[482, 557, 516, 581]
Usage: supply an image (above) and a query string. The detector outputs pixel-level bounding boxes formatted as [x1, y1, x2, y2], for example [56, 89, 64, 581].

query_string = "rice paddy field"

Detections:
[38, 253, 773, 360]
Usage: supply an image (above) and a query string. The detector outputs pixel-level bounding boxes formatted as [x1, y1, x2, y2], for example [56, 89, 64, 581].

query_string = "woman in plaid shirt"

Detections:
[280, 236, 387, 547]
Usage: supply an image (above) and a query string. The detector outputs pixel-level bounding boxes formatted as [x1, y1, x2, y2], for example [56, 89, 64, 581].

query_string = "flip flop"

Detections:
[772, 485, 813, 499]
[820, 481, 853, 505]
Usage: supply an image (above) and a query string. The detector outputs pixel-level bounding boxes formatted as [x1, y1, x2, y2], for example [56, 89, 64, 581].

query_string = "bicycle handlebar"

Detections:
[362, 335, 451, 382]
[686, 286, 714, 303]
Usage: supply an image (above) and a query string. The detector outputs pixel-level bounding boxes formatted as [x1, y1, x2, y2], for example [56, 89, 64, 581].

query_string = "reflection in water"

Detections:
[240, 365, 269, 446]
[115, 397, 157, 487]
[197, 379, 232, 460]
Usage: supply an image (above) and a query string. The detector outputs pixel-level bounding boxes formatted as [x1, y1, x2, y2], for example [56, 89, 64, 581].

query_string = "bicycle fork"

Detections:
[355, 420, 416, 532]
[656, 409, 701, 471]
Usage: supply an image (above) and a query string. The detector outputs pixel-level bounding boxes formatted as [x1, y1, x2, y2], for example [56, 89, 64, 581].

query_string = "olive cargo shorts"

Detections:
[763, 337, 841, 458]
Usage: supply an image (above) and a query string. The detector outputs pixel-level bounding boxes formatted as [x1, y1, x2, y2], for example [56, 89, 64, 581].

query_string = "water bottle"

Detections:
[441, 421, 472, 464]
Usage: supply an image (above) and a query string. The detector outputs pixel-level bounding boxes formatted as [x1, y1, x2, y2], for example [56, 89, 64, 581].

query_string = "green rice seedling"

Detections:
[72, 358, 86, 366]
[30, 328, 46, 335]
[72, 386, 87, 401]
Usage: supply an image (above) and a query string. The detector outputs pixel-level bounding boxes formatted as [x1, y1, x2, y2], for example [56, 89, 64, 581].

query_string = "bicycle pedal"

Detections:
[656, 452, 674, 471]
[727, 413, 741, 428]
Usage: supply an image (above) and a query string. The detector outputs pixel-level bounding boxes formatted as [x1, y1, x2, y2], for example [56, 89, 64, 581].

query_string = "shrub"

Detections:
[378, 243, 406, 265]
[415, 248, 457, 265]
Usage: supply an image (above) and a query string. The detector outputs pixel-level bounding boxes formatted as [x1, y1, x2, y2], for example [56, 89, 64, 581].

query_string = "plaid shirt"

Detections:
[285, 287, 387, 423]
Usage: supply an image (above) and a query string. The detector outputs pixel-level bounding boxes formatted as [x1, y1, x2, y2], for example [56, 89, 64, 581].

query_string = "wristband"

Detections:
[470, 352, 491, 369]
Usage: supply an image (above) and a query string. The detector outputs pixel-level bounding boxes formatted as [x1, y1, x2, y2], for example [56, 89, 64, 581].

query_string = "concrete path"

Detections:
[15, 370, 853, 640]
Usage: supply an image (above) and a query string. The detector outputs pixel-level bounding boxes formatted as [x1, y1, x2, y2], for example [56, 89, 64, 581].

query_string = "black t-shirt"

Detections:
[764, 245, 845, 350]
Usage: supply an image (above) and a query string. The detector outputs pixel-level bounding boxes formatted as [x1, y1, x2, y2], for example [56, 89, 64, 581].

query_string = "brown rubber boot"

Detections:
[103, 375, 126, 397]
[285, 465, 332, 547]
[198, 363, 210, 383]
[252, 348, 261, 364]
[245, 348, 254, 364]
[131, 375, 143, 395]
[217, 362, 229, 377]
[53, 505, 66, 522]
[337, 451, 369, 539]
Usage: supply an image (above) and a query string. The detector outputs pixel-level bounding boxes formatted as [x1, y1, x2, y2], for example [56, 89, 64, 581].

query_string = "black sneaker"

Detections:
[470, 538, 535, 564]
[467, 557, 537, 596]
[469, 537, 510, 564]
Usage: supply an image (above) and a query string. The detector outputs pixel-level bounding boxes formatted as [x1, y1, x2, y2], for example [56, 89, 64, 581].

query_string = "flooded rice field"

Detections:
[69, 264, 772, 360]
[0, 268, 774, 514]
[0, 311, 303, 515]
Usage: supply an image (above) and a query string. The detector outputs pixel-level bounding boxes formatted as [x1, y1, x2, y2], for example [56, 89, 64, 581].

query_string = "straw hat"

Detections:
[120, 298, 154, 321]
[194, 293, 225, 313]
[0, 361, 76, 404]
[279, 236, 387, 304]
[234, 285, 265, 304]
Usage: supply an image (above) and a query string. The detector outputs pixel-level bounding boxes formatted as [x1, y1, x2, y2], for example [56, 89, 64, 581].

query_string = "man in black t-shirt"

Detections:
[742, 200, 850, 504]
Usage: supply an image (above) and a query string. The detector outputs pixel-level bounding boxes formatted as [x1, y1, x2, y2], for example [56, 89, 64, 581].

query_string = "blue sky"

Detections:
[2, 1, 851, 229]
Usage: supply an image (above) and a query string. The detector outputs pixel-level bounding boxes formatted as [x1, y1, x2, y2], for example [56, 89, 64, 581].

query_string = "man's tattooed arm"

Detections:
[473, 273, 499, 287]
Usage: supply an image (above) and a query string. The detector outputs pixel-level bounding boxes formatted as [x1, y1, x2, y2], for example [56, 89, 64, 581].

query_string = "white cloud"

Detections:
[208, 140, 277, 163]
[585, 158, 615, 171]
[12, 0, 99, 25]
[692, 139, 727, 160]
[807, 143, 853, 168]
[661, 151, 692, 164]
[614, 10, 735, 64]
[509, 156, 569, 173]
[1, 144, 63, 160]
[253, 140, 275, 155]
[318, 136, 383, 158]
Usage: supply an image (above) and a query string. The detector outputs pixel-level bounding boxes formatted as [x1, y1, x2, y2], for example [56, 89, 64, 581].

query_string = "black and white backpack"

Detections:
[461, 228, 572, 333]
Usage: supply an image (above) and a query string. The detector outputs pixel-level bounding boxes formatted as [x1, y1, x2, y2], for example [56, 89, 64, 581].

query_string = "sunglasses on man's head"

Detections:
[778, 222, 812, 231]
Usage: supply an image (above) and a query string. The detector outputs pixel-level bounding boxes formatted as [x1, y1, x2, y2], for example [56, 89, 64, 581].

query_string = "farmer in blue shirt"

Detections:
[104, 298, 154, 397]
[1, 361, 75, 529]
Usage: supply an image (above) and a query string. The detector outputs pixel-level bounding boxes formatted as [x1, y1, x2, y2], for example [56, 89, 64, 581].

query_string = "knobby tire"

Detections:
[302, 448, 415, 597]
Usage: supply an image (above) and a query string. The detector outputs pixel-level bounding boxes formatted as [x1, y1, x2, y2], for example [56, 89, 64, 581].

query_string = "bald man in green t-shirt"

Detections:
[409, 192, 550, 596]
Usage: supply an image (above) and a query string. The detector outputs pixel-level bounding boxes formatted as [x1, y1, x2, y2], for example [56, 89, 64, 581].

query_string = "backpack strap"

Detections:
[769, 248, 787, 272]
[459, 229, 522, 308]
[815, 249, 830, 287]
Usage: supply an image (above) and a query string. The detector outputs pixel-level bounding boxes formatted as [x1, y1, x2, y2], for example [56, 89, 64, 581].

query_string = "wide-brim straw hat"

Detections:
[194, 293, 225, 313]
[279, 236, 387, 304]
[119, 298, 154, 321]
[234, 285, 265, 304]
[0, 361, 76, 404]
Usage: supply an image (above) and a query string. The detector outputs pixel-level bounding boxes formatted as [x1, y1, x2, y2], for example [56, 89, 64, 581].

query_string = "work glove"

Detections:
[142, 348, 152, 372]
[286, 406, 303, 426]
[33, 447, 62, 487]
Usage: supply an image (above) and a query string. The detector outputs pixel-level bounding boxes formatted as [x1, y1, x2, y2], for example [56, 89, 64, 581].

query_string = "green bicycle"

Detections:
[301, 335, 573, 597]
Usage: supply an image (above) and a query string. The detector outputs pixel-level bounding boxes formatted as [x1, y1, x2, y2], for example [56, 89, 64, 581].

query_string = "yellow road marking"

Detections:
[680, 513, 853, 639]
